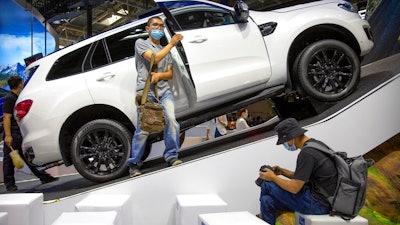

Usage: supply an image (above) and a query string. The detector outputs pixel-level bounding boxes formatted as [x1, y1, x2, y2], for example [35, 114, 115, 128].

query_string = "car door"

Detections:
[81, 25, 142, 125]
[156, 0, 272, 103]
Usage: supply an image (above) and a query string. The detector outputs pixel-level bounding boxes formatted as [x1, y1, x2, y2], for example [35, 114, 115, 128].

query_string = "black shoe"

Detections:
[6, 185, 18, 192]
[41, 176, 59, 184]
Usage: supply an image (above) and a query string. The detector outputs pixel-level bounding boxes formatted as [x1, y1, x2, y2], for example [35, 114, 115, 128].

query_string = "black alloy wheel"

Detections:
[71, 119, 131, 182]
[297, 39, 360, 102]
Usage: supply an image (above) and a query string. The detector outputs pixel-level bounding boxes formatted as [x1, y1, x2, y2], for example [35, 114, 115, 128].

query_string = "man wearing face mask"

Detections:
[127, 16, 184, 177]
[257, 118, 336, 225]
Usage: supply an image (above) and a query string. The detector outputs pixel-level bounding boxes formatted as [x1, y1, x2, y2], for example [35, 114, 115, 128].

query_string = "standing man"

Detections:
[257, 118, 336, 224]
[2, 76, 58, 192]
[127, 16, 184, 177]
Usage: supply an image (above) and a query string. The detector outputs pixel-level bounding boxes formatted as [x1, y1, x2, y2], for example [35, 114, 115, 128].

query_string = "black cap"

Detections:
[275, 118, 307, 145]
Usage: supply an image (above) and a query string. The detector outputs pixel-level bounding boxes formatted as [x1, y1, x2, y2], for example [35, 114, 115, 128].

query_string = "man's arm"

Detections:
[142, 33, 183, 64]
[217, 116, 227, 127]
[150, 65, 173, 83]
[259, 167, 305, 194]
[274, 166, 294, 179]
[3, 113, 13, 147]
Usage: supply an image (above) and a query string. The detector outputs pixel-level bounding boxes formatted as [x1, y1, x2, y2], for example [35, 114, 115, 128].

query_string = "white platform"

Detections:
[0, 212, 8, 225]
[295, 212, 368, 225]
[199, 211, 269, 225]
[0, 193, 43, 225]
[51, 211, 118, 225]
[74, 194, 131, 225]
[176, 194, 228, 225]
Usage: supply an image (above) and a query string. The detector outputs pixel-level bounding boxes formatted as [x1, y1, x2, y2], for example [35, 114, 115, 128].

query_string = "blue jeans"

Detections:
[260, 181, 330, 225]
[127, 92, 180, 167]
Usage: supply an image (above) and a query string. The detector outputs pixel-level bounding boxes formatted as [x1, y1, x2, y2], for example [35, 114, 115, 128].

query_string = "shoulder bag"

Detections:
[138, 53, 166, 133]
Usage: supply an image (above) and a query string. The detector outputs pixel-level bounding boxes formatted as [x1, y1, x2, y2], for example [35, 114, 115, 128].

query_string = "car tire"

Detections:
[297, 39, 360, 102]
[71, 119, 131, 182]
[141, 131, 186, 161]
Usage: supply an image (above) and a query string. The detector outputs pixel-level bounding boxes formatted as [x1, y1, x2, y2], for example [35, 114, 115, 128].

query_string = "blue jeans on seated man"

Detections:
[127, 92, 180, 167]
[260, 181, 330, 225]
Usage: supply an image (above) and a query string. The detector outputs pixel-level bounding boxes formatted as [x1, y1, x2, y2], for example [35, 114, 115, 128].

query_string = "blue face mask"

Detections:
[283, 142, 297, 151]
[150, 30, 164, 40]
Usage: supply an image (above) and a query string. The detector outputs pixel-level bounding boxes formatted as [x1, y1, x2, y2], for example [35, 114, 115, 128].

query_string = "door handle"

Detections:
[189, 36, 208, 43]
[96, 73, 116, 81]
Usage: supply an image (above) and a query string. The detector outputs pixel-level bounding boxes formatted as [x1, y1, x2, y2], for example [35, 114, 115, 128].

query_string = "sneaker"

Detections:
[169, 159, 183, 166]
[6, 185, 18, 192]
[129, 165, 142, 178]
[41, 176, 59, 184]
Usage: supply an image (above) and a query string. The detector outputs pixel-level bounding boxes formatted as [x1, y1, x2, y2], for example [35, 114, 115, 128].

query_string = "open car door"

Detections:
[156, 0, 272, 103]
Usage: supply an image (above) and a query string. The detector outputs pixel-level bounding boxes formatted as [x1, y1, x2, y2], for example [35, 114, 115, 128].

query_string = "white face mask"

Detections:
[283, 142, 296, 151]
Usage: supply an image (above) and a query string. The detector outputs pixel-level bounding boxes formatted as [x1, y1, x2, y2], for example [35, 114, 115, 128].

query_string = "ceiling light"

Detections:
[100, 14, 122, 26]
[117, 9, 128, 15]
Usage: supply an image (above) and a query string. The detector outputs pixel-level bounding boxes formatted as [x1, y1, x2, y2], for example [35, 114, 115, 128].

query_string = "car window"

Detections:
[90, 41, 108, 69]
[46, 45, 91, 81]
[105, 25, 148, 63]
[167, 3, 235, 31]
[174, 9, 234, 30]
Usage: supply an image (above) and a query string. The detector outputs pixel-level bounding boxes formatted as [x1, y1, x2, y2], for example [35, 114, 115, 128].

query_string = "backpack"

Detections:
[304, 141, 375, 220]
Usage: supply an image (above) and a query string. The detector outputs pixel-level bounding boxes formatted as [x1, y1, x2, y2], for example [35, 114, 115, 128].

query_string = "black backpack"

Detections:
[304, 141, 375, 220]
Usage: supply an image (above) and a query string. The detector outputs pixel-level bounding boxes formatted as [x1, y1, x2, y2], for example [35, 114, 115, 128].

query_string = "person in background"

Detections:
[215, 114, 228, 137]
[257, 118, 335, 224]
[126, 16, 184, 177]
[206, 114, 227, 140]
[2, 76, 58, 192]
[235, 108, 250, 131]
[206, 119, 216, 141]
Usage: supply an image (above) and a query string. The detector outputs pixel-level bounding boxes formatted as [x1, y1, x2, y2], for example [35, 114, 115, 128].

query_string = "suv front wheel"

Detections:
[297, 39, 360, 102]
[71, 119, 131, 182]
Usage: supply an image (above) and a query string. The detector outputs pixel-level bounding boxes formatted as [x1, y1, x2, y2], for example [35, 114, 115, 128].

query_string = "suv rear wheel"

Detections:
[297, 39, 360, 102]
[71, 119, 131, 182]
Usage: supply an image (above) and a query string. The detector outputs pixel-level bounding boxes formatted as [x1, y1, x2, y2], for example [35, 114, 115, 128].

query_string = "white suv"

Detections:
[16, 0, 373, 182]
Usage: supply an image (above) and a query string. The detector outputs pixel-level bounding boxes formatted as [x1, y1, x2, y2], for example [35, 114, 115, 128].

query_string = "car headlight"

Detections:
[338, 1, 357, 13]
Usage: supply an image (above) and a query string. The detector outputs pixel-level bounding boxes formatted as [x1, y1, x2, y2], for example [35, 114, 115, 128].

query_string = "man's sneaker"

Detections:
[169, 159, 183, 166]
[129, 165, 142, 178]
[41, 176, 59, 184]
[6, 185, 18, 192]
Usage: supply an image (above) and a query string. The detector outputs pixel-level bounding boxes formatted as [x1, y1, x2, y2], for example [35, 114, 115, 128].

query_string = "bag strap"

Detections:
[303, 141, 335, 203]
[141, 53, 158, 105]
[304, 141, 334, 156]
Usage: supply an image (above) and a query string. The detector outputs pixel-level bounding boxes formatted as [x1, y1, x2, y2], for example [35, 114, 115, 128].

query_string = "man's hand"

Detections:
[151, 72, 160, 83]
[259, 168, 276, 182]
[5, 136, 13, 149]
[170, 34, 183, 47]
[272, 165, 284, 176]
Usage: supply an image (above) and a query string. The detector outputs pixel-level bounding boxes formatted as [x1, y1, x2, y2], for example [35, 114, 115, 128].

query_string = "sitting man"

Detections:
[257, 118, 337, 224]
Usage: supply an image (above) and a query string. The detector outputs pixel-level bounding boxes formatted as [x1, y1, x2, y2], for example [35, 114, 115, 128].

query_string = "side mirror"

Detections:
[234, 0, 249, 23]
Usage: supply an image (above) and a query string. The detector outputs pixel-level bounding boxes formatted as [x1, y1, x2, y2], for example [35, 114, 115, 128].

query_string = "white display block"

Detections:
[51, 211, 117, 225]
[75, 194, 131, 225]
[176, 194, 228, 225]
[295, 212, 368, 225]
[0, 212, 8, 225]
[199, 211, 269, 225]
[0, 193, 43, 225]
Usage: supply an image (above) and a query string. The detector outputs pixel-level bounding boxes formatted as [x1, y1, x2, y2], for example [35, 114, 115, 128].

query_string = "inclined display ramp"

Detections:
[42, 73, 400, 225]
